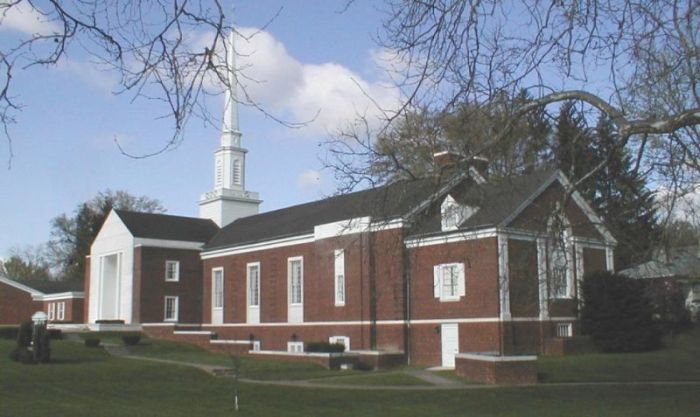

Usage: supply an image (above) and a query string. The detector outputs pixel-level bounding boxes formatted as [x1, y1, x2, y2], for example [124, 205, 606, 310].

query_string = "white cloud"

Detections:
[0, 2, 59, 35]
[297, 169, 323, 190]
[656, 185, 700, 224]
[235, 27, 402, 136]
[55, 59, 117, 94]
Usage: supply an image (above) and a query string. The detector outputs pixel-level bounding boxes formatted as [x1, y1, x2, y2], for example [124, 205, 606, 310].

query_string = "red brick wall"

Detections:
[508, 239, 539, 318]
[409, 322, 501, 366]
[583, 247, 607, 272]
[0, 282, 42, 324]
[455, 355, 537, 385]
[407, 237, 500, 320]
[135, 247, 204, 324]
[210, 323, 373, 351]
[42, 298, 84, 323]
[201, 229, 406, 350]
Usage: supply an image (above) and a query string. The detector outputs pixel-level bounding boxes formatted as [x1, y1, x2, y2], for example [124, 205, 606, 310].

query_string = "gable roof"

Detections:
[205, 168, 614, 252]
[114, 210, 219, 243]
[460, 169, 558, 229]
[205, 177, 442, 250]
[0, 276, 82, 295]
[620, 246, 700, 280]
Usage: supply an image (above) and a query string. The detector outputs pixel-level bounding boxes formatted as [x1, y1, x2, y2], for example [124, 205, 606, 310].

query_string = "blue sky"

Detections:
[0, 0, 396, 258]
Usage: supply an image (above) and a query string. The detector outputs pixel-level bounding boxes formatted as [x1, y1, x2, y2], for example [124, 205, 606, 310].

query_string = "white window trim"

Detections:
[433, 263, 466, 302]
[334, 249, 346, 306]
[329, 335, 350, 351]
[165, 260, 180, 282]
[288, 256, 304, 306]
[164, 296, 179, 322]
[212, 267, 224, 310]
[48, 302, 56, 321]
[56, 301, 65, 321]
[287, 341, 304, 353]
[247, 262, 261, 308]
[555, 322, 573, 338]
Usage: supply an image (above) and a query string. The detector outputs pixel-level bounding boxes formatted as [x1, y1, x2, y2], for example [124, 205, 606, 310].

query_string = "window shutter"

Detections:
[433, 265, 441, 298]
[457, 263, 466, 296]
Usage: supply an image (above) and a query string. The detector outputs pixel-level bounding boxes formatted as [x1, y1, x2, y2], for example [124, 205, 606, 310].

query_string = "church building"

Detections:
[84, 32, 616, 377]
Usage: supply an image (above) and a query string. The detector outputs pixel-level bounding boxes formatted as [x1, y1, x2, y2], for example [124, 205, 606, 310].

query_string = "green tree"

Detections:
[353, 90, 552, 184]
[591, 117, 658, 269]
[581, 271, 661, 353]
[550, 105, 658, 269]
[0, 255, 51, 282]
[48, 190, 165, 281]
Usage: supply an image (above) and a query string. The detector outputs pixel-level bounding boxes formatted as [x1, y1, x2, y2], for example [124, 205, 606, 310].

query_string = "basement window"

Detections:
[287, 341, 304, 353]
[555, 323, 572, 338]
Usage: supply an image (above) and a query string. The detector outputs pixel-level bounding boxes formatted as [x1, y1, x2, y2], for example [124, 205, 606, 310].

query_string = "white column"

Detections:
[498, 234, 511, 320]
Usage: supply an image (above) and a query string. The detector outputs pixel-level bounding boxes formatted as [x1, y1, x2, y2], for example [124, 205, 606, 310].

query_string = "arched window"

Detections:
[548, 212, 573, 298]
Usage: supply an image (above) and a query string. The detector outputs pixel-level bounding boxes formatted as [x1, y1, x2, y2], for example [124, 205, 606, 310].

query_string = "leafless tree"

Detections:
[0, 1, 297, 165]
[328, 1, 700, 199]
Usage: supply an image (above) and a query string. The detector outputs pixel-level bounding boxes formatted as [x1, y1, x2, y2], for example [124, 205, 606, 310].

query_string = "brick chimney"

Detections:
[433, 151, 489, 179]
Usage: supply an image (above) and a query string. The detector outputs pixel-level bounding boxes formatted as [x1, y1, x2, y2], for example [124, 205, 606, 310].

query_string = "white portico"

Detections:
[199, 32, 261, 227]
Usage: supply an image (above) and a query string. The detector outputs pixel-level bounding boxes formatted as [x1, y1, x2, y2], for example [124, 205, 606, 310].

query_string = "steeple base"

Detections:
[199, 189, 261, 227]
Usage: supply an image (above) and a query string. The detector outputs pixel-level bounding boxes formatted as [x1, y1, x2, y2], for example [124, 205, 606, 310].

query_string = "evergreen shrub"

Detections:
[581, 271, 661, 352]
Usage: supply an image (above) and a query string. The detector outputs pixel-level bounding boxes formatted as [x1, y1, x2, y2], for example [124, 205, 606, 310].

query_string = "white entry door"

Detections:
[441, 323, 459, 368]
[211, 268, 224, 325]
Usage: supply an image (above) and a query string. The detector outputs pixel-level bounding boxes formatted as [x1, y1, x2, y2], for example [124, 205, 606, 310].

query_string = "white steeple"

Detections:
[199, 30, 261, 227]
[221, 33, 241, 149]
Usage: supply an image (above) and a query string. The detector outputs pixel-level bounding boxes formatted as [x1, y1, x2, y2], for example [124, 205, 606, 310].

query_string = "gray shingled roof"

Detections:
[115, 210, 219, 243]
[205, 177, 442, 250]
[205, 169, 559, 251]
[620, 246, 700, 279]
[461, 169, 557, 229]
[407, 169, 558, 236]
[0, 277, 83, 294]
[22, 279, 84, 294]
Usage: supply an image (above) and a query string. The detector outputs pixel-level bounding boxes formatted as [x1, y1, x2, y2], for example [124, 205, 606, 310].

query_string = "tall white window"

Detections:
[334, 249, 345, 306]
[548, 214, 573, 299]
[165, 260, 180, 282]
[57, 302, 65, 321]
[288, 257, 303, 305]
[433, 263, 466, 301]
[213, 269, 224, 309]
[48, 303, 56, 321]
[248, 263, 260, 307]
[164, 296, 179, 321]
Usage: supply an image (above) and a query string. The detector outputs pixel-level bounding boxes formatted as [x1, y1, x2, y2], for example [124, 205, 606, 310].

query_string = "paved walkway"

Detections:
[103, 348, 700, 391]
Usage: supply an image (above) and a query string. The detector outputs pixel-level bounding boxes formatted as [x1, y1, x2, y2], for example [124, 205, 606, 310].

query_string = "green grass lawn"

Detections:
[126, 338, 345, 380]
[2, 338, 700, 417]
[538, 326, 700, 382]
[321, 371, 428, 386]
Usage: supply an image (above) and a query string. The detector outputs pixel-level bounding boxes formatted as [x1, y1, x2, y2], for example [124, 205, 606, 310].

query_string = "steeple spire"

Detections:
[221, 31, 241, 148]
[199, 29, 261, 227]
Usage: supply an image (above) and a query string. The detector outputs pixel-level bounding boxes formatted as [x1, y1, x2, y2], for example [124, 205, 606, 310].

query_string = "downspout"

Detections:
[402, 226, 412, 364]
